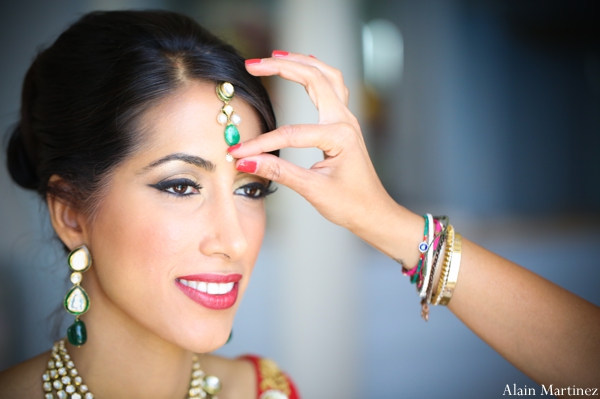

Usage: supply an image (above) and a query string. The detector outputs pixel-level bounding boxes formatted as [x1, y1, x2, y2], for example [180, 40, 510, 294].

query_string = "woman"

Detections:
[1, 8, 599, 399]
[0, 10, 298, 399]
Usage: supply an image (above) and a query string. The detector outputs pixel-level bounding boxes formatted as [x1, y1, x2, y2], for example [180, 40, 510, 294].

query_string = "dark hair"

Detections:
[6, 10, 276, 214]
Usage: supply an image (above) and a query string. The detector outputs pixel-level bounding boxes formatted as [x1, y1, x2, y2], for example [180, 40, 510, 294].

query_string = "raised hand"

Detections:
[229, 51, 411, 241]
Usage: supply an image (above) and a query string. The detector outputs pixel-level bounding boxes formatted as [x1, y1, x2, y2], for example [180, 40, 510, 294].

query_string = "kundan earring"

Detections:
[216, 82, 241, 162]
[64, 245, 92, 347]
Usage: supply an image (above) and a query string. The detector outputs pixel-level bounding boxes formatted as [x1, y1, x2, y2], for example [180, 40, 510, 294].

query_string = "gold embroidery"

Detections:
[258, 358, 291, 396]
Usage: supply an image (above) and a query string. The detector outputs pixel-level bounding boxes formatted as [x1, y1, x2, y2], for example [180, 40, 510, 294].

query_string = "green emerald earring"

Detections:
[216, 82, 241, 163]
[64, 245, 92, 347]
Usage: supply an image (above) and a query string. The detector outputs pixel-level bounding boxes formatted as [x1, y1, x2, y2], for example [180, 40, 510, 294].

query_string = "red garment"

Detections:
[239, 355, 301, 399]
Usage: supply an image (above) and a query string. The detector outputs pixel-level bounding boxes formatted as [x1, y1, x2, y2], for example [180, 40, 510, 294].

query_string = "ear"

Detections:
[47, 175, 89, 251]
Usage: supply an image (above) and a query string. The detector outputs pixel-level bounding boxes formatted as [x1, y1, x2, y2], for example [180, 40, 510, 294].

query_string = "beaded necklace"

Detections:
[42, 340, 222, 399]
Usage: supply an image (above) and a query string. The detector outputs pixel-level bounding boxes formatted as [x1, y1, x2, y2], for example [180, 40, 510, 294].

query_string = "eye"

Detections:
[234, 182, 276, 200]
[149, 178, 202, 197]
[169, 183, 196, 195]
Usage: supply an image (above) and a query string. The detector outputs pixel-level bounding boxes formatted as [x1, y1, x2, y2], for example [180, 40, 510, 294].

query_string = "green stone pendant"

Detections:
[67, 319, 87, 346]
[64, 285, 90, 316]
[224, 124, 240, 146]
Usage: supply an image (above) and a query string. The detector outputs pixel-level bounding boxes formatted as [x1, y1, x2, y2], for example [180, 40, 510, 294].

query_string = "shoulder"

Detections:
[238, 355, 300, 399]
[0, 350, 49, 398]
[200, 354, 300, 399]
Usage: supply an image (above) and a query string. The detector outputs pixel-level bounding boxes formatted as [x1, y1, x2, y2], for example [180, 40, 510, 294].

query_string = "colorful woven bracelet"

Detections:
[415, 214, 434, 289]
[404, 214, 429, 280]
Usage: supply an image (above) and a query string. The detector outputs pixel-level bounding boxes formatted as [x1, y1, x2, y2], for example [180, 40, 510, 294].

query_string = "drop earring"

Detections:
[64, 245, 92, 347]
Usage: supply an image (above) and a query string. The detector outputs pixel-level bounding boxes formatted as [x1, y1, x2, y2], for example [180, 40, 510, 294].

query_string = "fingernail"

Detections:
[245, 59, 262, 65]
[309, 54, 317, 59]
[228, 143, 242, 152]
[236, 160, 257, 173]
[272, 50, 289, 58]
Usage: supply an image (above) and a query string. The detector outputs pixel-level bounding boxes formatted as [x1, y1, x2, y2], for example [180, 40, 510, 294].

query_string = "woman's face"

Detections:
[83, 80, 268, 353]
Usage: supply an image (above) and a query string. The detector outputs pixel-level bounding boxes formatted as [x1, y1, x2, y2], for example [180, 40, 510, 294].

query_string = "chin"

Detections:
[186, 332, 231, 354]
[163, 318, 234, 354]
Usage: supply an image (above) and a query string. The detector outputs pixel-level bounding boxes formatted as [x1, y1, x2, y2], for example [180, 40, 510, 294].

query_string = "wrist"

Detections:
[350, 199, 423, 267]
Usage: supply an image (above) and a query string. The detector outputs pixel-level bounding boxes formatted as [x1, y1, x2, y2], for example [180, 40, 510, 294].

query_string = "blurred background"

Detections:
[1, 0, 598, 398]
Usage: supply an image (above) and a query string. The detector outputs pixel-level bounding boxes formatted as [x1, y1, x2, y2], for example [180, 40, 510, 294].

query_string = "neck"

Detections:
[67, 284, 194, 399]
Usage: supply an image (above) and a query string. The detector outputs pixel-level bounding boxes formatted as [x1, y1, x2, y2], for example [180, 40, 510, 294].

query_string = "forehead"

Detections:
[134, 79, 261, 163]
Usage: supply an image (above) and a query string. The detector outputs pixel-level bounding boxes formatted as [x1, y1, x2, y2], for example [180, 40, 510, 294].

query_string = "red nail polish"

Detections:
[228, 143, 242, 152]
[236, 160, 257, 173]
[272, 50, 289, 58]
[245, 59, 262, 65]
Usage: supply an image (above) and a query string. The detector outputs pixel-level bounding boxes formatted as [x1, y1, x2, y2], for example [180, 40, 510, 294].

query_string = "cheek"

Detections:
[96, 201, 189, 271]
[238, 203, 267, 270]
[89, 190, 198, 318]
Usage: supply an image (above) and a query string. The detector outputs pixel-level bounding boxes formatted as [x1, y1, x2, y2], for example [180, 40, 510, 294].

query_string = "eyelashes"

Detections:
[149, 178, 202, 196]
[149, 178, 276, 200]
[234, 181, 277, 199]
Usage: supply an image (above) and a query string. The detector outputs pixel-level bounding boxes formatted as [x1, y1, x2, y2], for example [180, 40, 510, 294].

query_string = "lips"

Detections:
[175, 273, 242, 310]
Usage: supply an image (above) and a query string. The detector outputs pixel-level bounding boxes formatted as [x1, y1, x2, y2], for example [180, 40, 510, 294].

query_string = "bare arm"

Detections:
[231, 51, 600, 388]
[449, 238, 600, 386]
[351, 199, 600, 386]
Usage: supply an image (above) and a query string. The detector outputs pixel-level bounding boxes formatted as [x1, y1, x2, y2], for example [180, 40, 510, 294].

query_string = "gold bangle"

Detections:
[438, 232, 462, 306]
[431, 225, 454, 305]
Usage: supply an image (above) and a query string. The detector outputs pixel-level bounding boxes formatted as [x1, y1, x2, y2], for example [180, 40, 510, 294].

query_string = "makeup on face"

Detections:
[175, 273, 242, 310]
[141, 152, 273, 200]
[85, 81, 267, 353]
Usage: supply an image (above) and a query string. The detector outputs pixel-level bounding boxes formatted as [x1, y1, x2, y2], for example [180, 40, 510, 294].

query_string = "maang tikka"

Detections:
[64, 245, 92, 346]
[216, 82, 241, 162]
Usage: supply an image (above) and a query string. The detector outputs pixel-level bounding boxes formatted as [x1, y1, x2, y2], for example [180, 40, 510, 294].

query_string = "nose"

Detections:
[198, 193, 248, 261]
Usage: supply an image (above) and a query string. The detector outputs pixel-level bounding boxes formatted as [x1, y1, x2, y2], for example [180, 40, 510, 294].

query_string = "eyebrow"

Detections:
[142, 153, 216, 172]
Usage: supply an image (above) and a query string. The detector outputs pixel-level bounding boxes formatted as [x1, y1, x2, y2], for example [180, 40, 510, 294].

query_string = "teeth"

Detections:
[219, 282, 234, 294]
[207, 283, 219, 295]
[179, 279, 235, 295]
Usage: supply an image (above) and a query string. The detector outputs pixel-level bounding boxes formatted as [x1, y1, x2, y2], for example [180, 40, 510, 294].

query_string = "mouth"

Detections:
[175, 273, 242, 310]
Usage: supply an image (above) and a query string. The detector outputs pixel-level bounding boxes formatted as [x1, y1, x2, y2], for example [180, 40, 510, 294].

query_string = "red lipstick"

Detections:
[175, 273, 241, 310]
[178, 273, 242, 283]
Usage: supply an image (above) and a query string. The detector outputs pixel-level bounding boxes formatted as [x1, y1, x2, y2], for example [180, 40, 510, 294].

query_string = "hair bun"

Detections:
[6, 126, 39, 190]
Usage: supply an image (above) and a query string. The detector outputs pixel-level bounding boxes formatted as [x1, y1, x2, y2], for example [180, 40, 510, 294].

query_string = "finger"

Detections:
[228, 122, 360, 159]
[235, 153, 325, 196]
[271, 50, 349, 106]
[245, 57, 347, 124]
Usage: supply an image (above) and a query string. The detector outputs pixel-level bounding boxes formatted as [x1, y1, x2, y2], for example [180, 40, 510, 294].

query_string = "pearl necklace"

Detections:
[42, 340, 222, 399]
